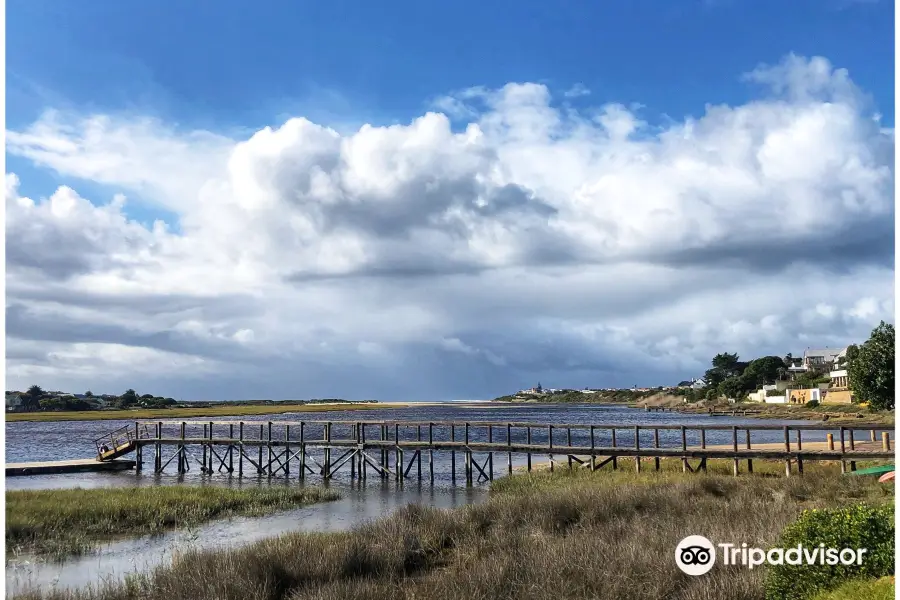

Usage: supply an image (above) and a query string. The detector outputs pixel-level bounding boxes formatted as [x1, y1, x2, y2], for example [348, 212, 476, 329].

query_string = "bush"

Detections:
[765, 504, 894, 600]
[806, 399, 820, 408]
[809, 577, 894, 600]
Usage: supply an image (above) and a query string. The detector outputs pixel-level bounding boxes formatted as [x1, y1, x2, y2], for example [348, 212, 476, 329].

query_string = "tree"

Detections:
[117, 389, 139, 408]
[22, 385, 45, 411]
[848, 322, 895, 410]
[718, 377, 746, 401]
[741, 356, 784, 389]
[705, 352, 744, 389]
[84, 390, 94, 398]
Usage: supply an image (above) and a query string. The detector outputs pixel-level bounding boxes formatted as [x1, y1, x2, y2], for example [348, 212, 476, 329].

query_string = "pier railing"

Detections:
[121, 419, 895, 484]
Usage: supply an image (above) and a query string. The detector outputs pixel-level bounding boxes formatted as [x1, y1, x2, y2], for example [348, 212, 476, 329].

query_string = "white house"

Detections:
[5, 394, 24, 411]
[690, 378, 706, 390]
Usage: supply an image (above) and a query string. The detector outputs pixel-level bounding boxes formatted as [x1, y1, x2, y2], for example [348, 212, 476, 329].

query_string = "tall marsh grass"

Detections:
[7, 484, 340, 559]
[15, 463, 893, 600]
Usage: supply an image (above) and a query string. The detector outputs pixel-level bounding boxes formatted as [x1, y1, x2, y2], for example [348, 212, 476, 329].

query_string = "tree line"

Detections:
[681, 321, 894, 411]
[11, 386, 177, 412]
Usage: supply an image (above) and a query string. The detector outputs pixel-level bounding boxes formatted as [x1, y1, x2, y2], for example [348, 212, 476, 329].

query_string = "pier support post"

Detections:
[526, 427, 532, 472]
[285, 425, 291, 477]
[238, 422, 244, 478]
[848, 429, 856, 472]
[465, 422, 472, 486]
[299, 422, 306, 480]
[257, 424, 263, 474]
[429, 423, 435, 483]
[324, 422, 332, 478]
[681, 426, 688, 473]
[783, 426, 791, 477]
[229, 424, 234, 473]
[732, 426, 739, 477]
[745, 429, 753, 474]
[590, 426, 596, 472]
[611, 428, 618, 470]
[634, 425, 641, 473]
[548, 425, 554, 473]
[653, 428, 660, 472]
[507, 423, 512, 475]
[202, 424, 208, 473]
[155, 422, 162, 473]
[488, 425, 494, 481]
[417, 425, 422, 481]
[451, 424, 456, 482]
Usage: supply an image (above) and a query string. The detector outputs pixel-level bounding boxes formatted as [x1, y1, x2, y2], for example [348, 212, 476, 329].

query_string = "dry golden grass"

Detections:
[15, 462, 893, 600]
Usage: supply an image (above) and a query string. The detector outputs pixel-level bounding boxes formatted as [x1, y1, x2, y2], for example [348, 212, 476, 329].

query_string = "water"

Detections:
[5, 402, 822, 596]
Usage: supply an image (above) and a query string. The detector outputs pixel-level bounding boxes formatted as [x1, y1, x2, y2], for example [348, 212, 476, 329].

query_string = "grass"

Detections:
[5, 402, 417, 423]
[15, 461, 893, 600]
[809, 577, 894, 600]
[6, 485, 340, 560]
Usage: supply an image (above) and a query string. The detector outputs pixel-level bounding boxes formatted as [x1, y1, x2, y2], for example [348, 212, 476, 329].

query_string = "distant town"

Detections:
[500, 321, 895, 413]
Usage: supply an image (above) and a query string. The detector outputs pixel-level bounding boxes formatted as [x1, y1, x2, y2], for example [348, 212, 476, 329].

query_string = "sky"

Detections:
[4, 0, 896, 400]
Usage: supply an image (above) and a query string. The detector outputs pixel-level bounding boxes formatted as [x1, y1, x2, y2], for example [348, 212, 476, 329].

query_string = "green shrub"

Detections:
[765, 503, 894, 600]
[806, 399, 820, 408]
[809, 577, 894, 600]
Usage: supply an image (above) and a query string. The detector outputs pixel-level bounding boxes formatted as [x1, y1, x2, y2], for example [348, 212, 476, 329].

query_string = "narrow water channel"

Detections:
[6, 480, 486, 597]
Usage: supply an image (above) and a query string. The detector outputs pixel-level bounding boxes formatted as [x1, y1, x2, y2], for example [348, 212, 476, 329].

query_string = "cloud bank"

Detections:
[5, 54, 894, 400]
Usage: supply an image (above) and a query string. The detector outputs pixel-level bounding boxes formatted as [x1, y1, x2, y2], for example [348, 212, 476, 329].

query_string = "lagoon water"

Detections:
[5, 402, 823, 596]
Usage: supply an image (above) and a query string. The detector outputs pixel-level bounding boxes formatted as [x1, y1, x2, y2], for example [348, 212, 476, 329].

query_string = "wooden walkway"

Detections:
[7, 458, 136, 476]
[103, 420, 896, 484]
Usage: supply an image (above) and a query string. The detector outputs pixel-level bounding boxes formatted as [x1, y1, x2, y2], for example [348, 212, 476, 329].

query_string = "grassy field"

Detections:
[6, 485, 340, 560]
[15, 460, 893, 600]
[4, 402, 424, 423]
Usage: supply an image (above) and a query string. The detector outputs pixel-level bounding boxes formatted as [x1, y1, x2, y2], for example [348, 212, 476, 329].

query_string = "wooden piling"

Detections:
[732, 426, 739, 476]
[681, 426, 688, 473]
[783, 426, 791, 477]
[507, 423, 513, 475]
[634, 425, 641, 473]
[451, 424, 456, 481]
[653, 428, 660, 471]
[745, 429, 752, 474]
[882, 431, 891, 451]
[238, 422, 244, 478]
[526, 427, 532, 472]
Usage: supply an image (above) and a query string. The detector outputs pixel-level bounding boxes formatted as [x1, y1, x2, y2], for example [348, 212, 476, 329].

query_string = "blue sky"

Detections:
[8, 0, 894, 221]
[5, 0, 895, 399]
[9, 0, 893, 129]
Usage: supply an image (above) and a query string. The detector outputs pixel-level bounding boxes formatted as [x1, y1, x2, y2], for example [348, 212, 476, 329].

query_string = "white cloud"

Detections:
[4, 54, 894, 399]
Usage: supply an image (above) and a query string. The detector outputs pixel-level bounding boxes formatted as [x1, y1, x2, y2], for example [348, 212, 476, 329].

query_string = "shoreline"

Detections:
[6, 485, 340, 561]
[4, 401, 447, 423]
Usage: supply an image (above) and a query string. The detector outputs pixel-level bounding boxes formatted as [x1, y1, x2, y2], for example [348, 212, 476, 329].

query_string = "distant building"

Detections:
[5, 393, 23, 411]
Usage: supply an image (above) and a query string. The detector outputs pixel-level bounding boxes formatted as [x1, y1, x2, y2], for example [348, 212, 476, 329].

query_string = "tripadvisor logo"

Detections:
[675, 535, 716, 575]
[675, 536, 869, 575]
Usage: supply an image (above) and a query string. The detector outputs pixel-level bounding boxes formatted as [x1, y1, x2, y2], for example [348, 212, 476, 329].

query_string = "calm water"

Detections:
[5, 402, 822, 596]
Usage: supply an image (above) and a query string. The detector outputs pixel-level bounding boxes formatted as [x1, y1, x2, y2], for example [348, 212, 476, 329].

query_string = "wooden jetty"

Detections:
[74, 420, 897, 484]
[7, 458, 136, 477]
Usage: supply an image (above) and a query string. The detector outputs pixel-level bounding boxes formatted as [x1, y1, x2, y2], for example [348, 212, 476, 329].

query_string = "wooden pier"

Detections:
[84, 420, 899, 484]
[7, 458, 136, 477]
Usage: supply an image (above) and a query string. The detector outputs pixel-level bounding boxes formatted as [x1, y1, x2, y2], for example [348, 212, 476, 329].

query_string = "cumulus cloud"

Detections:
[5, 54, 894, 399]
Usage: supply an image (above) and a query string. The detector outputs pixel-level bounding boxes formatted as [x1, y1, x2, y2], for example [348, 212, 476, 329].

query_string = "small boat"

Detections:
[847, 464, 894, 477]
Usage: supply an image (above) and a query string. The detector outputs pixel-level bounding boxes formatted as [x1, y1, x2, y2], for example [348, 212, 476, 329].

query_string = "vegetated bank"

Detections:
[5, 401, 419, 423]
[493, 388, 661, 404]
[636, 393, 895, 425]
[16, 459, 893, 600]
[6, 485, 340, 560]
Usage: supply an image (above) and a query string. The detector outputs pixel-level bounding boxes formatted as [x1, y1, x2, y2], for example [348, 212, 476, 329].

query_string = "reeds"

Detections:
[15, 463, 893, 600]
[7, 484, 340, 559]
